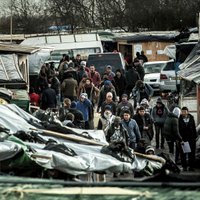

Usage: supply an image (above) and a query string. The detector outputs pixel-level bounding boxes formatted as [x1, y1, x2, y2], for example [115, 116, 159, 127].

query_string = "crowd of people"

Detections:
[29, 52, 198, 172]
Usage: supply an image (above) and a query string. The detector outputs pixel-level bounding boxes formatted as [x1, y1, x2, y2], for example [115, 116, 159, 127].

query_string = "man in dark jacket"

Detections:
[40, 82, 57, 110]
[125, 66, 140, 97]
[133, 106, 154, 143]
[179, 107, 198, 171]
[163, 107, 183, 154]
[133, 58, 145, 81]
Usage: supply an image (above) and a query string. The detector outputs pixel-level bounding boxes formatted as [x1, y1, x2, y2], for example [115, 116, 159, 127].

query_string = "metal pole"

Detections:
[199, 12, 200, 41]
[10, 0, 13, 43]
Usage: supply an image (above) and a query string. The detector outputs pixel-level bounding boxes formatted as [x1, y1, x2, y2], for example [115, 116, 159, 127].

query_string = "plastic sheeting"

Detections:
[0, 104, 164, 176]
[178, 42, 200, 83]
[163, 44, 176, 59]
[0, 54, 24, 82]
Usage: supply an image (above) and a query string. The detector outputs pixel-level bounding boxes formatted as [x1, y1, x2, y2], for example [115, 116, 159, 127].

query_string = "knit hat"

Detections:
[80, 93, 88, 99]
[104, 105, 112, 111]
[173, 107, 181, 118]
[145, 145, 155, 154]
[71, 101, 77, 108]
[80, 61, 86, 66]
[104, 80, 111, 86]
[156, 97, 163, 104]
[114, 116, 121, 123]
[140, 98, 149, 106]
[106, 65, 112, 69]
[121, 93, 128, 98]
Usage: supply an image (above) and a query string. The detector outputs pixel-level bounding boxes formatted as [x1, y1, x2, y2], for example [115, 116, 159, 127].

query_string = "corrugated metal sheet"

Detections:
[178, 42, 200, 84]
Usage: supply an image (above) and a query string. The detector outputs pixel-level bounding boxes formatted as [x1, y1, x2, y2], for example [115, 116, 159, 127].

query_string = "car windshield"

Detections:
[144, 63, 166, 74]
[87, 54, 123, 75]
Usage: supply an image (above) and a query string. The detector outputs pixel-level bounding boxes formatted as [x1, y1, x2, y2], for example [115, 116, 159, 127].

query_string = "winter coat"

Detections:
[97, 86, 117, 110]
[76, 98, 92, 122]
[114, 75, 127, 97]
[133, 113, 154, 141]
[132, 83, 154, 104]
[61, 77, 78, 97]
[88, 71, 101, 87]
[97, 115, 116, 135]
[125, 68, 140, 88]
[100, 101, 117, 116]
[163, 112, 182, 142]
[121, 119, 141, 143]
[40, 87, 57, 110]
[116, 101, 134, 118]
[179, 114, 198, 141]
[151, 105, 169, 126]
[106, 124, 129, 146]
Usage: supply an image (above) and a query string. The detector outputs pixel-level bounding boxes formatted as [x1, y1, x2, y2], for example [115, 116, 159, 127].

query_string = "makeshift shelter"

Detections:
[178, 42, 200, 124]
[0, 43, 40, 111]
[115, 31, 178, 62]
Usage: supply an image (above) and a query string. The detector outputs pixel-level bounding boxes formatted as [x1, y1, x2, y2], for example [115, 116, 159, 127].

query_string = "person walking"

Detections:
[61, 73, 78, 101]
[133, 106, 154, 144]
[40, 81, 57, 110]
[151, 97, 169, 149]
[121, 110, 141, 149]
[163, 107, 183, 155]
[132, 80, 154, 108]
[179, 107, 198, 171]
[116, 93, 134, 118]
[76, 93, 92, 129]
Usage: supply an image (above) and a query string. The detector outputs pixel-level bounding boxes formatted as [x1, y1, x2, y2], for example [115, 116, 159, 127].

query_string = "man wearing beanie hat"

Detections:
[116, 93, 134, 118]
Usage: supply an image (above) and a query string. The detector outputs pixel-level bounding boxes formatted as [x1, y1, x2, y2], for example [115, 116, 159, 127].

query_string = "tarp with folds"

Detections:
[0, 54, 25, 83]
[0, 104, 163, 176]
[178, 42, 200, 84]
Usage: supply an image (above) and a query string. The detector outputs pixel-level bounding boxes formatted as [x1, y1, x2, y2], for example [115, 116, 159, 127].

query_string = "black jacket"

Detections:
[163, 113, 182, 142]
[179, 114, 198, 141]
[133, 113, 154, 141]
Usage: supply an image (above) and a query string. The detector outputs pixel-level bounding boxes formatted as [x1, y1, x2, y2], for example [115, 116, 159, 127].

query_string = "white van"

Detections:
[21, 33, 103, 61]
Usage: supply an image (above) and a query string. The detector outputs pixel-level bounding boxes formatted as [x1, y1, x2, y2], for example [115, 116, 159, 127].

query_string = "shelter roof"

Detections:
[0, 43, 40, 54]
[115, 31, 178, 42]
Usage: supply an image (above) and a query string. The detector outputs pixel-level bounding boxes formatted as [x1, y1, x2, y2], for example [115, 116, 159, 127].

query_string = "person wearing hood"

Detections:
[151, 97, 169, 149]
[163, 107, 183, 154]
[97, 105, 116, 135]
[132, 80, 154, 108]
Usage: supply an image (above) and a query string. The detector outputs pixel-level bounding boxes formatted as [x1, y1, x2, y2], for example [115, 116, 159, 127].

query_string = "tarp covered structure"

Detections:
[178, 42, 200, 84]
[0, 54, 25, 83]
[0, 104, 164, 177]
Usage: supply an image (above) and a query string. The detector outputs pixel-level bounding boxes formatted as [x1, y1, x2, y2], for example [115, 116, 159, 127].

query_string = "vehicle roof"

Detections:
[143, 60, 170, 65]
[88, 52, 122, 56]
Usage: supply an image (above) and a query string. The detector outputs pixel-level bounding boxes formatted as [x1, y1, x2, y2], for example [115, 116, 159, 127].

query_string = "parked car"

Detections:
[86, 52, 126, 76]
[159, 60, 180, 92]
[143, 61, 167, 92]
